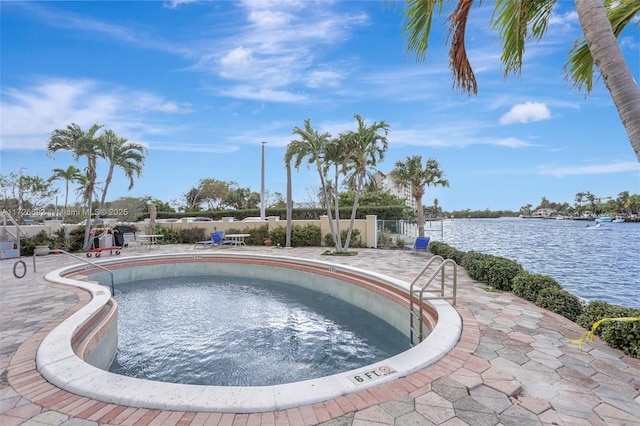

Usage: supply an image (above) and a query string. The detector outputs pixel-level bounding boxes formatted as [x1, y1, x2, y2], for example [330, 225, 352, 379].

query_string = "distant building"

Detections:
[373, 171, 417, 210]
[532, 208, 556, 218]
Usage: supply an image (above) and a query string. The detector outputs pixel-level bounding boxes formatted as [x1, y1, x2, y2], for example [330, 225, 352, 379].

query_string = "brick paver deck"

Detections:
[1, 245, 639, 425]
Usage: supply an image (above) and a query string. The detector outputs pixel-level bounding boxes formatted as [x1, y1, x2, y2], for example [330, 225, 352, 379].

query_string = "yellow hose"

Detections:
[571, 317, 640, 351]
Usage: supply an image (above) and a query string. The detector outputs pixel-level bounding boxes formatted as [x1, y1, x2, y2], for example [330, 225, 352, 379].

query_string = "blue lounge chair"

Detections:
[194, 232, 218, 249]
[211, 231, 234, 247]
[194, 231, 230, 249]
[405, 236, 430, 254]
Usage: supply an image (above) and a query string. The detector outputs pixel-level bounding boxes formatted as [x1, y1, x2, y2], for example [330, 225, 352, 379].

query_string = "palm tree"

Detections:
[401, 0, 640, 161]
[390, 156, 449, 237]
[47, 123, 103, 250]
[95, 129, 147, 220]
[339, 114, 389, 251]
[323, 137, 348, 248]
[49, 165, 82, 223]
[288, 119, 341, 250]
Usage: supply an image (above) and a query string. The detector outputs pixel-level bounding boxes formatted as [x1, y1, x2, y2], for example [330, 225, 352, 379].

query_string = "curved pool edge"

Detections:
[37, 253, 462, 413]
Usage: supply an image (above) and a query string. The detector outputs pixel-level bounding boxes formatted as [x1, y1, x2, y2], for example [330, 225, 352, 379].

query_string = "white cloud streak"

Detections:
[538, 161, 639, 177]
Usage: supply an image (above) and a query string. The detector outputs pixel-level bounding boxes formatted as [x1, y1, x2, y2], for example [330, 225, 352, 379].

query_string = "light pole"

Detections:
[18, 167, 27, 214]
[260, 141, 266, 221]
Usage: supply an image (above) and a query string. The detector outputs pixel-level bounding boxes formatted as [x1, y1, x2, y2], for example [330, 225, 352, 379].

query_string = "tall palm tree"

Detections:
[288, 119, 341, 249]
[47, 123, 103, 250]
[95, 129, 147, 220]
[49, 165, 82, 223]
[390, 156, 449, 237]
[401, 0, 640, 161]
[339, 114, 389, 251]
[323, 137, 348, 248]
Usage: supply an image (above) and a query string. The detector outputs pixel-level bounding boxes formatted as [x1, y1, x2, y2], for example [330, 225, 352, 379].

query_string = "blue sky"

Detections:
[1, 1, 639, 212]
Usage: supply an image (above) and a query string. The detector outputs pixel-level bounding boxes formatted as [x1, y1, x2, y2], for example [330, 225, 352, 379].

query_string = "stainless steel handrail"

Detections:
[2, 210, 27, 255]
[32, 249, 115, 295]
[409, 255, 457, 345]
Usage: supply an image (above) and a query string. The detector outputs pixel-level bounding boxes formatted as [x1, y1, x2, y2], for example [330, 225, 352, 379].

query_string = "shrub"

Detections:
[512, 272, 562, 302]
[535, 287, 584, 322]
[429, 241, 466, 263]
[269, 224, 322, 247]
[461, 252, 524, 291]
[20, 230, 53, 256]
[577, 301, 640, 358]
[246, 224, 269, 245]
[377, 229, 393, 249]
[395, 237, 407, 248]
[324, 228, 363, 248]
[157, 227, 207, 244]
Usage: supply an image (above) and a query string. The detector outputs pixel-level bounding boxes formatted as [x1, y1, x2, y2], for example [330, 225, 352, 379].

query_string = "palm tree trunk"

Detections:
[63, 180, 69, 223]
[416, 196, 425, 237]
[575, 0, 640, 161]
[286, 161, 292, 248]
[344, 167, 366, 251]
[317, 163, 340, 251]
[96, 166, 114, 222]
[82, 157, 97, 251]
[333, 166, 342, 251]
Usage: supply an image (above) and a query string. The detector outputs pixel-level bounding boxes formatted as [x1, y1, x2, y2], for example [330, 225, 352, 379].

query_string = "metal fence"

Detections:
[377, 218, 445, 244]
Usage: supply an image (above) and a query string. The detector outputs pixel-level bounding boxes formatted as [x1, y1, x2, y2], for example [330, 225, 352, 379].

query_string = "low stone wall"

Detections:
[9, 215, 379, 248]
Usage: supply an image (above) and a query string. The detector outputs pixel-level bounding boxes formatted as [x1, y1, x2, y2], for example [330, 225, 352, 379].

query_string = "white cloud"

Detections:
[0, 78, 191, 150]
[538, 161, 639, 177]
[549, 10, 578, 26]
[207, 2, 369, 100]
[499, 102, 552, 125]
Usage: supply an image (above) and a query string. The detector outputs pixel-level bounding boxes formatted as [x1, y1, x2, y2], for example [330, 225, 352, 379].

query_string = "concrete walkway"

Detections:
[1, 245, 639, 425]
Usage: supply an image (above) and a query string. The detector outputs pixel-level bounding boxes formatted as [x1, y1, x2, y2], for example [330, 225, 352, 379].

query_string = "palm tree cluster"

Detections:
[284, 113, 450, 250]
[46, 123, 147, 250]
[285, 114, 390, 252]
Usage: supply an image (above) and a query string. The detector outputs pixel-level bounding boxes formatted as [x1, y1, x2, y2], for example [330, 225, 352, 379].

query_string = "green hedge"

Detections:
[269, 224, 322, 247]
[577, 302, 640, 358]
[428, 241, 466, 264]
[512, 272, 562, 302]
[145, 205, 407, 222]
[157, 227, 207, 244]
[460, 251, 524, 291]
[535, 287, 584, 322]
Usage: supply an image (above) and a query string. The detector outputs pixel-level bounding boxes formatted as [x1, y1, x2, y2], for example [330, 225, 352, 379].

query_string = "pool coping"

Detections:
[36, 252, 462, 413]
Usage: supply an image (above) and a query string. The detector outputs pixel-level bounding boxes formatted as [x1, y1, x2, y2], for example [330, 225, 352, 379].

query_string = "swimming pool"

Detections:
[110, 274, 410, 386]
[38, 253, 461, 412]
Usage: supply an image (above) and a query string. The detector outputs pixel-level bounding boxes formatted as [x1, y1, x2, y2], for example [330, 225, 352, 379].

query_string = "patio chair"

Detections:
[122, 232, 140, 249]
[194, 232, 220, 249]
[405, 236, 430, 255]
[211, 230, 234, 247]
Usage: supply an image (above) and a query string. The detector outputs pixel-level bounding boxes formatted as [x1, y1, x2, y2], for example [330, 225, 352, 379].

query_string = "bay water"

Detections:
[422, 218, 639, 309]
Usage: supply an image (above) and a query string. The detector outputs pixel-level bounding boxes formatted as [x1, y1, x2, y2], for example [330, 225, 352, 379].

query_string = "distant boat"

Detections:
[613, 215, 626, 223]
[586, 223, 612, 230]
[595, 217, 613, 223]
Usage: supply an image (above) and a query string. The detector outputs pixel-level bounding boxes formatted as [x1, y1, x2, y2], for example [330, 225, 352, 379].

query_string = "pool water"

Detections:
[109, 275, 410, 386]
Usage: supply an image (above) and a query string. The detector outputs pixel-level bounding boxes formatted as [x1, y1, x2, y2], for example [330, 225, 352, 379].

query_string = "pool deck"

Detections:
[1, 245, 639, 425]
